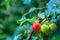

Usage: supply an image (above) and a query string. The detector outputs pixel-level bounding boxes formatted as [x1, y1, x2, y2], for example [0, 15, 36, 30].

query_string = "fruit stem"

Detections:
[39, 18, 44, 23]
[28, 31, 34, 40]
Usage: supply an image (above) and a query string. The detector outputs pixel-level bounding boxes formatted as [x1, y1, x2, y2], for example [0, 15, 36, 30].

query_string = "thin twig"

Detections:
[28, 31, 34, 40]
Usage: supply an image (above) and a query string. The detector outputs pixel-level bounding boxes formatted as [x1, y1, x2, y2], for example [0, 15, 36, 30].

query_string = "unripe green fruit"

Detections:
[49, 23, 57, 31]
[41, 24, 49, 33]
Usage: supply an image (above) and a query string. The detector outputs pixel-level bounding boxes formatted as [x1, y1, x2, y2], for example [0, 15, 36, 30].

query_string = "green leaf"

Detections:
[28, 7, 36, 13]
[17, 17, 26, 24]
[38, 12, 45, 18]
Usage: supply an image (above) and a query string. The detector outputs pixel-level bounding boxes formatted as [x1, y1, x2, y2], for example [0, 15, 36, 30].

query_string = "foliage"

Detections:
[0, 0, 60, 40]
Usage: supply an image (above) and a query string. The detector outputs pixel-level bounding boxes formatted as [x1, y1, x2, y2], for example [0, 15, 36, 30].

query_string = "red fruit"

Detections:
[32, 22, 41, 31]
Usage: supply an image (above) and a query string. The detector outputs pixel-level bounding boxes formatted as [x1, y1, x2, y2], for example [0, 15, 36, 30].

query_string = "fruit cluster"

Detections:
[27, 18, 57, 39]
[32, 21, 57, 33]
